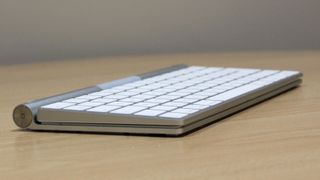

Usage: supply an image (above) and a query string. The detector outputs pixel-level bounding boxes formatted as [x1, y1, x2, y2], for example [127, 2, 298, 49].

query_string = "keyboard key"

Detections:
[120, 98, 143, 103]
[184, 104, 209, 110]
[87, 105, 120, 112]
[135, 110, 165, 116]
[91, 98, 116, 103]
[78, 102, 104, 107]
[174, 98, 198, 103]
[108, 101, 133, 106]
[135, 102, 159, 107]
[184, 94, 207, 100]
[127, 88, 150, 93]
[131, 94, 156, 100]
[195, 100, 222, 106]
[111, 106, 147, 114]
[156, 95, 180, 100]
[166, 92, 191, 97]
[171, 108, 199, 114]
[104, 94, 128, 100]
[160, 112, 188, 118]
[162, 102, 188, 107]
[151, 105, 177, 111]
[176, 89, 199, 93]
[116, 91, 140, 96]
[208, 84, 261, 101]
[143, 91, 167, 96]
[146, 98, 171, 103]
[193, 91, 216, 97]
[153, 88, 175, 93]
[140, 84, 163, 90]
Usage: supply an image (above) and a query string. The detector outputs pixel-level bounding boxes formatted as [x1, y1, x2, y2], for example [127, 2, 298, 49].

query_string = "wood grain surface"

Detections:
[1, 51, 320, 179]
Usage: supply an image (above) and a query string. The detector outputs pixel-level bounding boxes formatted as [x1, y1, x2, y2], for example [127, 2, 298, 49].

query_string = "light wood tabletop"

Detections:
[1, 51, 320, 179]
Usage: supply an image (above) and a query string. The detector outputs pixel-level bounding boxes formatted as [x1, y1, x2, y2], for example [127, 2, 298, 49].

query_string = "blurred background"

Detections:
[1, 0, 320, 64]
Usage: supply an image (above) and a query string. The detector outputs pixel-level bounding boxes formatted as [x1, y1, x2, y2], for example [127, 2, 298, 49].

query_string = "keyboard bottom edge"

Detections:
[23, 79, 301, 136]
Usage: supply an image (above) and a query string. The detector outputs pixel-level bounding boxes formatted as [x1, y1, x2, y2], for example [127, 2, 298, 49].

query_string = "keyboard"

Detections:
[13, 64, 302, 136]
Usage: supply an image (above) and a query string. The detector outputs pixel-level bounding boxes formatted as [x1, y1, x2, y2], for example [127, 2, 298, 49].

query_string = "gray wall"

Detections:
[1, 0, 320, 64]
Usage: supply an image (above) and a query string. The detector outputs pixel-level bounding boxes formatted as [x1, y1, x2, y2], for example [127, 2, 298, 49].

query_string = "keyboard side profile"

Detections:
[13, 65, 302, 136]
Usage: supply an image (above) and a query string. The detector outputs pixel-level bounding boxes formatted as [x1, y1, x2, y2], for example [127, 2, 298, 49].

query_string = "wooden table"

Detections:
[1, 51, 320, 179]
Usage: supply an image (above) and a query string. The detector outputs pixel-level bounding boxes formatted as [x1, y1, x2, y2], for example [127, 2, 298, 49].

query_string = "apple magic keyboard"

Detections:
[13, 64, 302, 136]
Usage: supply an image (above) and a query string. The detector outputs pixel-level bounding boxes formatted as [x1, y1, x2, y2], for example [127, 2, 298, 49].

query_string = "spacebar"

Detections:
[208, 84, 263, 101]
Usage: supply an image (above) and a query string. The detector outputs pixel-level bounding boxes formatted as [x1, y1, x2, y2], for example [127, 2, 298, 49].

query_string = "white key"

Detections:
[77, 95, 101, 100]
[120, 98, 143, 103]
[78, 102, 104, 107]
[166, 92, 191, 97]
[135, 102, 159, 107]
[156, 95, 179, 100]
[277, 70, 300, 77]
[111, 106, 147, 114]
[116, 91, 140, 96]
[131, 94, 155, 100]
[203, 88, 226, 93]
[162, 85, 183, 90]
[224, 80, 245, 86]
[145, 98, 171, 103]
[260, 71, 298, 82]
[184, 104, 209, 110]
[151, 105, 177, 111]
[64, 105, 90, 111]
[135, 110, 165, 116]
[230, 78, 253, 84]
[140, 84, 163, 90]
[193, 91, 216, 97]
[127, 88, 150, 93]
[186, 85, 208, 90]
[143, 91, 167, 96]
[229, 68, 260, 75]
[153, 88, 175, 93]
[104, 94, 128, 100]
[171, 108, 199, 114]
[108, 101, 132, 106]
[213, 85, 234, 91]
[174, 98, 198, 103]
[91, 98, 116, 103]
[250, 81, 270, 86]
[162, 102, 188, 107]
[208, 84, 261, 101]
[159, 112, 188, 118]
[246, 70, 278, 79]
[87, 105, 120, 112]
[195, 100, 222, 106]
[64, 98, 88, 103]
[42, 102, 74, 109]
[184, 94, 207, 100]
[176, 89, 199, 93]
